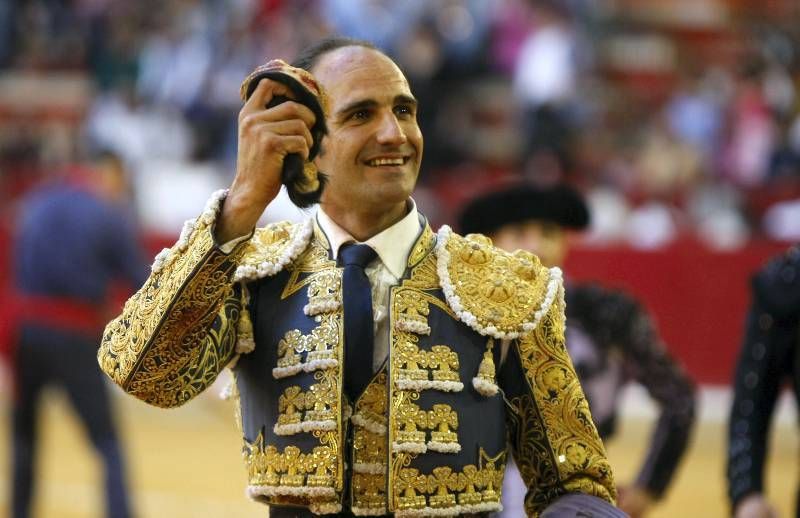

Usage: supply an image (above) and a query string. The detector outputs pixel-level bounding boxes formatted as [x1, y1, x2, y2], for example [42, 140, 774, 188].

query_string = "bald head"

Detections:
[292, 36, 381, 73]
[309, 43, 423, 237]
[311, 45, 411, 99]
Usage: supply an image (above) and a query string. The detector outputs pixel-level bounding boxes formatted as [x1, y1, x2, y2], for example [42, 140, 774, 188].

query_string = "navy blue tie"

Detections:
[338, 243, 378, 402]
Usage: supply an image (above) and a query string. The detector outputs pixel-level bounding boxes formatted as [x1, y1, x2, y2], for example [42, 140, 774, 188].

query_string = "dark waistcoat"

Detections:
[235, 222, 508, 516]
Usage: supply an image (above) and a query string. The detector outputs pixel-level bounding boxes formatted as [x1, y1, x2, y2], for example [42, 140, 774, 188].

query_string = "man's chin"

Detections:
[369, 174, 416, 195]
[386, 183, 417, 203]
[364, 166, 417, 181]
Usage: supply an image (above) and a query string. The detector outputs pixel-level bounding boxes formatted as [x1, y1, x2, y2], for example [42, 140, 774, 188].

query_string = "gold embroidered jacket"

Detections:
[98, 190, 616, 517]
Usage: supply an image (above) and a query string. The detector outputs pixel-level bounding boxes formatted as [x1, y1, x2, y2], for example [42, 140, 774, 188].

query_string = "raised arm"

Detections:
[728, 247, 800, 516]
[98, 194, 248, 407]
[98, 76, 316, 408]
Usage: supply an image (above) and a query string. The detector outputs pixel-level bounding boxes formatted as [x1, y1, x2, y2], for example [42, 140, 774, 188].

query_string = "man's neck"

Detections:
[320, 201, 410, 242]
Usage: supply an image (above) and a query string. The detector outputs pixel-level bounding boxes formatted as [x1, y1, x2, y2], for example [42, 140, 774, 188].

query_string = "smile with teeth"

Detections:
[367, 157, 406, 166]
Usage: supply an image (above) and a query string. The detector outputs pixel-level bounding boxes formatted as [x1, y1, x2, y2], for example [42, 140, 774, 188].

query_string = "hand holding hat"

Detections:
[217, 60, 328, 243]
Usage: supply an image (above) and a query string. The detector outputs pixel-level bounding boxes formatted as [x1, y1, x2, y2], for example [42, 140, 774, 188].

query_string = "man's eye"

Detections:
[351, 110, 370, 120]
[395, 105, 413, 116]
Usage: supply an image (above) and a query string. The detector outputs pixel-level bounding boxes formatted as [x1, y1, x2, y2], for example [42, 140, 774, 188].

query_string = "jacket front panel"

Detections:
[384, 246, 508, 516]
[236, 224, 510, 516]
[97, 194, 618, 517]
[237, 236, 346, 512]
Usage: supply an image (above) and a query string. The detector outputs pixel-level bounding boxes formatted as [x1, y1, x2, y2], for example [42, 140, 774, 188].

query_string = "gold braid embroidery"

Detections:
[401, 238, 439, 291]
[407, 224, 435, 269]
[99, 223, 244, 407]
[358, 372, 388, 420]
[245, 230, 346, 501]
[235, 221, 308, 282]
[394, 391, 428, 448]
[395, 466, 428, 511]
[351, 372, 390, 513]
[352, 471, 387, 513]
[305, 370, 338, 423]
[443, 233, 548, 335]
[506, 394, 564, 515]
[273, 242, 341, 378]
[392, 450, 507, 515]
[427, 404, 459, 450]
[281, 239, 334, 300]
[426, 466, 461, 508]
[512, 284, 617, 514]
[273, 312, 340, 378]
[303, 268, 342, 315]
[243, 432, 337, 495]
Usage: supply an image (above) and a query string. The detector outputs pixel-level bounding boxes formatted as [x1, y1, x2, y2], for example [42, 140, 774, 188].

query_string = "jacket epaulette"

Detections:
[227, 221, 562, 342]
[234, 220, 314, 282]
[435, 225, 563, 340]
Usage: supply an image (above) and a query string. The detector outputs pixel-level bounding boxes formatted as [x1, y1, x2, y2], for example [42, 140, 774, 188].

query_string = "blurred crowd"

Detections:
[1, 0, 800, 248]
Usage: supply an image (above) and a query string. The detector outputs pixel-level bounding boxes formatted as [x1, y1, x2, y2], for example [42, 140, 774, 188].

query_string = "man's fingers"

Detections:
[240, 100, 316, 131]
[271, 119, 314, 149]
[264, 100, 317, 129]
[243, 78, 295, 114]
[240, 95, 317, 131]
[242, 118, 314, 149]
[275, 135, 310, 161]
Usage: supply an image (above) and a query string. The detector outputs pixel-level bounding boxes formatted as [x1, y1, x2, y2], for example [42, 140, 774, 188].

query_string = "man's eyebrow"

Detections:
[335, 95, 419, 118]
[395, 94, 418, 108]
[336, 99, 377, 118]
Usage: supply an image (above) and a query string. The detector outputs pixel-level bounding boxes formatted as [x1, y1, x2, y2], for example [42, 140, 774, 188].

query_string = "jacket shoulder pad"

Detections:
[435, 226, 562, 339]
[234, 219, 313, 282]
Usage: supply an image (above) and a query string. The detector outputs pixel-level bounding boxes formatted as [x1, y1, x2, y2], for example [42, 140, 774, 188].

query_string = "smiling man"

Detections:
[98, 38, 622, 517]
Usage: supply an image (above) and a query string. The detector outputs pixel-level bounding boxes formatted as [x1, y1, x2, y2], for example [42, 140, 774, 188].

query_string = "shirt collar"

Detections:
[316, 200, 421, 279]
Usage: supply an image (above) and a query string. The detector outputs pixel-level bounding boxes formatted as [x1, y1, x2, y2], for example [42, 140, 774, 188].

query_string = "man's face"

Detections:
[490, 220, 568, 268]
[312, 46, 423, 217]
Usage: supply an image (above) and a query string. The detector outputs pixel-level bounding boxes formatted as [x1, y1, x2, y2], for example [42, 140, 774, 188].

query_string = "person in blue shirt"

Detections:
[10, 150, 148, 518]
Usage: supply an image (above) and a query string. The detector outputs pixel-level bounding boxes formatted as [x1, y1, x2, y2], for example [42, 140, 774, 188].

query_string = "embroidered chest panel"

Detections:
[236, 236, 346, 513]
[235, 226, 511, 516]
[437, 228, 557, 340]
[386, 250, 508, 516]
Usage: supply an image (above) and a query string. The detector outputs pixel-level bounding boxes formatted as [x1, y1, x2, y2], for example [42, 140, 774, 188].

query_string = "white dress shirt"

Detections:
[316, 201, 422, 370]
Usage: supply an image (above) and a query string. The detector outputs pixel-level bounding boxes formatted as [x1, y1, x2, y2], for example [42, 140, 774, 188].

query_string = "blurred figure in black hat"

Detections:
[459, 183, 696, 517]
[727, 245, 800, 518]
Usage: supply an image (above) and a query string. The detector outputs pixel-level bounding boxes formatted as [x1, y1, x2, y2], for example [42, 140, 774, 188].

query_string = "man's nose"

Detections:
[376, 112, 407, 145]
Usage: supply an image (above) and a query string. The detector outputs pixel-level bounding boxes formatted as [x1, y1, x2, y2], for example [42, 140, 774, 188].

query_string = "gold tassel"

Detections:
[472, 339, 499, 396]
[236, 285, 255, 354]
[297, 162, 321, 193]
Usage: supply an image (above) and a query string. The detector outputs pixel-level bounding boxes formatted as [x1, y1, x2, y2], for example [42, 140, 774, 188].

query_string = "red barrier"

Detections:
[0, 228, 787, 385]
[565, 239, 789, 385]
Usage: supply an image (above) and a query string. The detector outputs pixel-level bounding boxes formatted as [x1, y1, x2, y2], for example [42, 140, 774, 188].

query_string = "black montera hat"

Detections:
[240, 59, 329, 208]
[458, 183, 590, 236]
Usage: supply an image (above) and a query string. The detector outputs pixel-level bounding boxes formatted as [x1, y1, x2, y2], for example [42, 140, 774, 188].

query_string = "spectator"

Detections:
[9, 149, 147, 518]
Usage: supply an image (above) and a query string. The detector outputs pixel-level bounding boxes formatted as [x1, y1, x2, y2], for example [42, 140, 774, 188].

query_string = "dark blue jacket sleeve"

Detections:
[727, 246, 800, 510]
